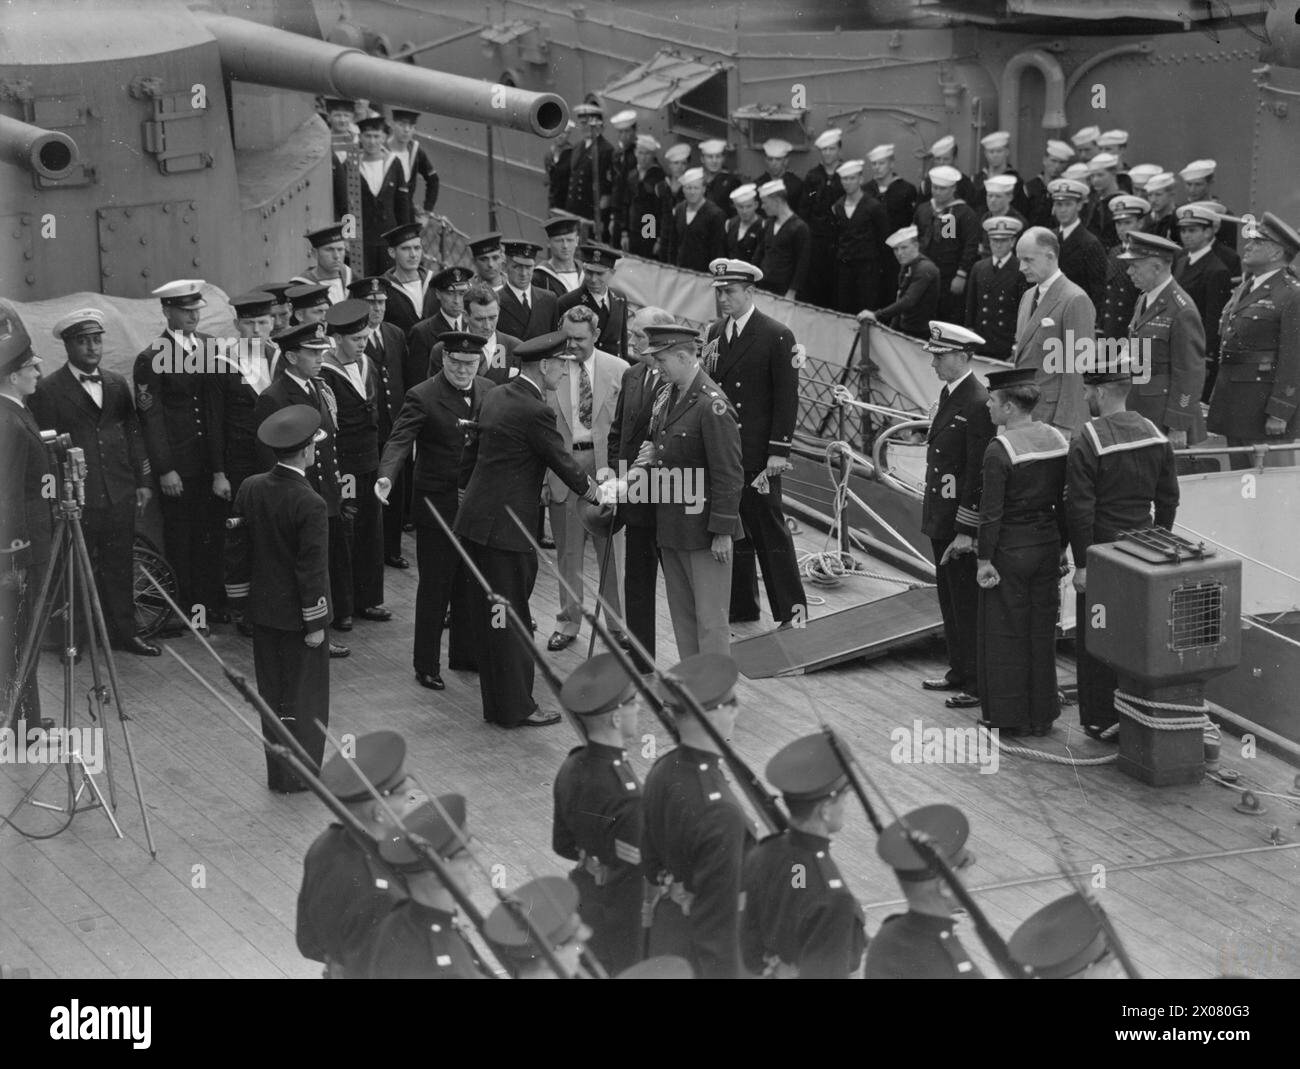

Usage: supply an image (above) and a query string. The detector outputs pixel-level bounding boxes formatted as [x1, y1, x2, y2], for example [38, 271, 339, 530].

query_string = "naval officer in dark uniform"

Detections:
[551, 655, 644, 975]
[455, 330, 601, 728]
[224, 405, 332, 792]
[295, 731, 422, 977]
[1067, 359, 1179, 739]
[556, 244, 629, 362]
[133, 279, 223, 625]
[864, 804, 984, 979]
[740, 733, 866, 979]
[964, 216, 1028, 359]
[254, 322, 350, 658]
[641, 654, 753, 979]
[1208, 211, 1300, 468]
[376, 332, 491, 691]
[916, 322, 995, 710]
[208, 292, 279, 501]
[363, 796, 494, 978]
[703, 259, 807, 628]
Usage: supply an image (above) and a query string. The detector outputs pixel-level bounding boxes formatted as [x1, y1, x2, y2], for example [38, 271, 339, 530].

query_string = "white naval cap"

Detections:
[923, 321, 985, 353]
[886, 225, 919, 248]
[1179, 158, 1216, 182]
[698, 138, 728, 156]
[635, 134, 661, 152]
[1126, 163, 1163, 190]
[1048, 178, 1090, 200]
[663, 142, 692, 163]
[680, 167, 706, 186]
[813, 128, 843, 150]
[757, 178, 788, 199]
[983, 174, 1017, 195]
[152, 279, 207, 307]
[867, 143, 895, 163]
[980, 130, 1010, 150]
[836, 159, 865, 179]
[52, 308, 106, 339]
[1087, 152, 1120, 172]
[729, 182, 758, 205]
[609, 109, 638, 130]
[930, 134, 956, 157]
[1070, 125, 1101, 147]
[762, 138, 793, 159]
[708, 258, 763, 286]
[1144, 171, 1177, 193]
[1108, 194, 1151, 219]
[1062, 162, 1091, 181]
[1097, 129, 1128, 148]
[1045, 140, 1075, 162]
[928, 165, 962, 187]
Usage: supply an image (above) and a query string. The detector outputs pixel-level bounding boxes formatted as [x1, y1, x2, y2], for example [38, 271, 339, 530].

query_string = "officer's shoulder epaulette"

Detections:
[1172, 289, 1191, 307]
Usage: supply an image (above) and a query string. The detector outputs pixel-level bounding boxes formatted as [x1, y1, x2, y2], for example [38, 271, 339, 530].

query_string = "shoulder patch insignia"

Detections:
[135, 383, 153, 411]
[1179, 394, 1191, 407]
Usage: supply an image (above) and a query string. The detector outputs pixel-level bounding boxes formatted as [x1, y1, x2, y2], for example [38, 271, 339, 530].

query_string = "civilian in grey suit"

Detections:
[1011, 227, 1095, 435]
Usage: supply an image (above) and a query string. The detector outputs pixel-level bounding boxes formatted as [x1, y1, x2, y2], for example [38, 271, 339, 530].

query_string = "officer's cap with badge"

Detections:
[383, 223, 424, 248]
[1241, 211, 1300, 259]
[657, 653, 739, 713]
[431, 266, 474, 293]
[256, 403, 326, 452]
[709, 258, 763, 288]
[876, 803, 972, 882]
[1008, 892, 1111, 978]
[152, 279, 207, 309]
[503, 240, 543, 264]
[515, 330, 579, 363]
[1117, 230, 1181, 262]
[274, 320, 332, 352]
[347, 276, 390, 301]
[319, 730, 409, 802]
[1048, 178, 1090, 201]
[483, 876, 585, 970]
[642, 323, 700, 355]
[765, 733, 850, 804]
[1108, 195, 1151, 221]
[0, 301, 39, 376]
[230, 292, 275, 320]
[437, 331, 488, 356]
[285, 283, 331, 311]
[982, 215, 1024, 239]
[257, 281, 295, 305]
[543, 212, 582, 237]
[468, 232, 503, 258]
[52, 308, 106, 340]
[574, 102, 604, 122]
[579, 244, 621, 272]
[561, 653, 638, 719]
[305, 223, 346, 249]
[378, 795, 469, 870]
[324, 298, 371, 336]
[923, 321, 984, 355]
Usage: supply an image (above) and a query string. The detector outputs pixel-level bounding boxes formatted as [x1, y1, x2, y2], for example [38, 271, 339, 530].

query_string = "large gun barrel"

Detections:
[198, 12, 568, 138]
[0, 114, 79, 180]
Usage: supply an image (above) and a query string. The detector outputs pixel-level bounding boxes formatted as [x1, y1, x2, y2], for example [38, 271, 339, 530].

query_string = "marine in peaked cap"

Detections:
[1009, 893, 1118, 978]
[864, 804, 985, 978]
[363, 796, 495, 978]
[740, 733, 866, 978]
[484, 876, 593, 978]
[295, 729, 421, 977]
[552, 654, 646, 974]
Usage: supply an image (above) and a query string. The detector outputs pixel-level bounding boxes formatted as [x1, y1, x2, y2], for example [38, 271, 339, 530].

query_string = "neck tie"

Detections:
[939, 384, 950, 405]
[1140, 294, 1150, 316]
[1030, 287, 1042, 315]
[728, 321, 738, 345]
[79, 372, 102, 384]
[650, 379, 673, 435]
[521, 292, 530, 315]
[578, 362, 593, 429]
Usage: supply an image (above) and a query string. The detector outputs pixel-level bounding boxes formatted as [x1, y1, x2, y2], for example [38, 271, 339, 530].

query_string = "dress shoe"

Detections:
[540, 535, 556, 549]
[403, 522, 415, 533]
[944, 692, 981, 709]
[921, 677, 962, 692]
[328, 642, 351, 659]
[358, 606, 392, 622]
[547, 632, 576, 651]
[385, 555, 410, 569]
[332, 616, 353, 632]
[117, 636, 161, 657]
[1083, 724, 1117, 743]
[520, 708, 561, 727]
[415, 671, 445, 691]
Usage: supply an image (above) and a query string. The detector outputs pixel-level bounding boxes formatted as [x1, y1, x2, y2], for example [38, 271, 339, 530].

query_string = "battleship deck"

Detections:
[2, 525, 1297, 979]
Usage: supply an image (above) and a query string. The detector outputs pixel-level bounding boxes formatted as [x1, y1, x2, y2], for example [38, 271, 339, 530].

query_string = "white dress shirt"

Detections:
[73, 365, 104, 407]
[726, 303, 757, 343]
[1251, 268, 1281, 292]
[1185, 244, 1215, 266]
[1138, 275, 1173, 314]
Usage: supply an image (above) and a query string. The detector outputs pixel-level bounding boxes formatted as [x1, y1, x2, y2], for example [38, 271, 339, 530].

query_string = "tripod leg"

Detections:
[4, 522, 69, 730]
[70, 516, 157, 858]
[586, 531, 616, 661]
[71, 535, 117, 811]
[72, 750, 124, 839]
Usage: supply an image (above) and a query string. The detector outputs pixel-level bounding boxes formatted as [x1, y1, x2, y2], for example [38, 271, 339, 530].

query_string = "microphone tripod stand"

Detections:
[2, 445, 156, 856]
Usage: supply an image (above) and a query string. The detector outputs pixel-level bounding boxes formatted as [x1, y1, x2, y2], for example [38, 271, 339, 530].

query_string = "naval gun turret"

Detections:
[0, 0, 568, 302]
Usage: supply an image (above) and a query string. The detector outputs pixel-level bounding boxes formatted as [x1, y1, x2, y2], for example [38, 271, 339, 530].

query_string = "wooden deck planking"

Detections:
[2, 523, 1296, 978]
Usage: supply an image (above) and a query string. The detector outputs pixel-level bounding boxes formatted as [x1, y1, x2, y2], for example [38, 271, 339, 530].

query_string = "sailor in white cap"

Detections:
[697, 138, 742, 218]
[1024, 140, 1075, 228]
[966, 216, 1028, 360]
[703, 260, 808, 628]
[916, 165, 981, 322]
[864, 226, 942, 339]
[920, 134, 977, 206]
[978, 174, 1028, 257]
[565, 98, 616, 241]
[756, 178, 812, 299]
[830, 160, 891, 315]
[666, 165, 727, 272]
[660, 142, 692, 217]
[973, 130, 1027, 217]
[1048, 179, 1108, 307]
[1070, 125, 1101, 163]
[1140, 172, 1179, 241]
[755, 137, 803, 213]
[617, 133, 666, 257]
[607, 109, 640, 246]
[1174, 202, 1233, 398]
[1096, 129, 1130, 177]
[802, 129, 846, 307]
[1096, 195, 1152, 341]
[1177, 159, 1239, 252]
[725, 183, 764, 265]
[1126, 163, 1162, 194]
[1083, 153, 1125, 248]
[133, 280, 229, 631]
[865, 144, 920, 306]
[32, 309, 159, 658]
[1061, 161, 1091, 183]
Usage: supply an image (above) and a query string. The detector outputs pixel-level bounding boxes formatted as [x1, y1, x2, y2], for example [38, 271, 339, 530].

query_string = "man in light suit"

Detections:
[544, 305, 625, 652]
[1012, 227, 1095, 435]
